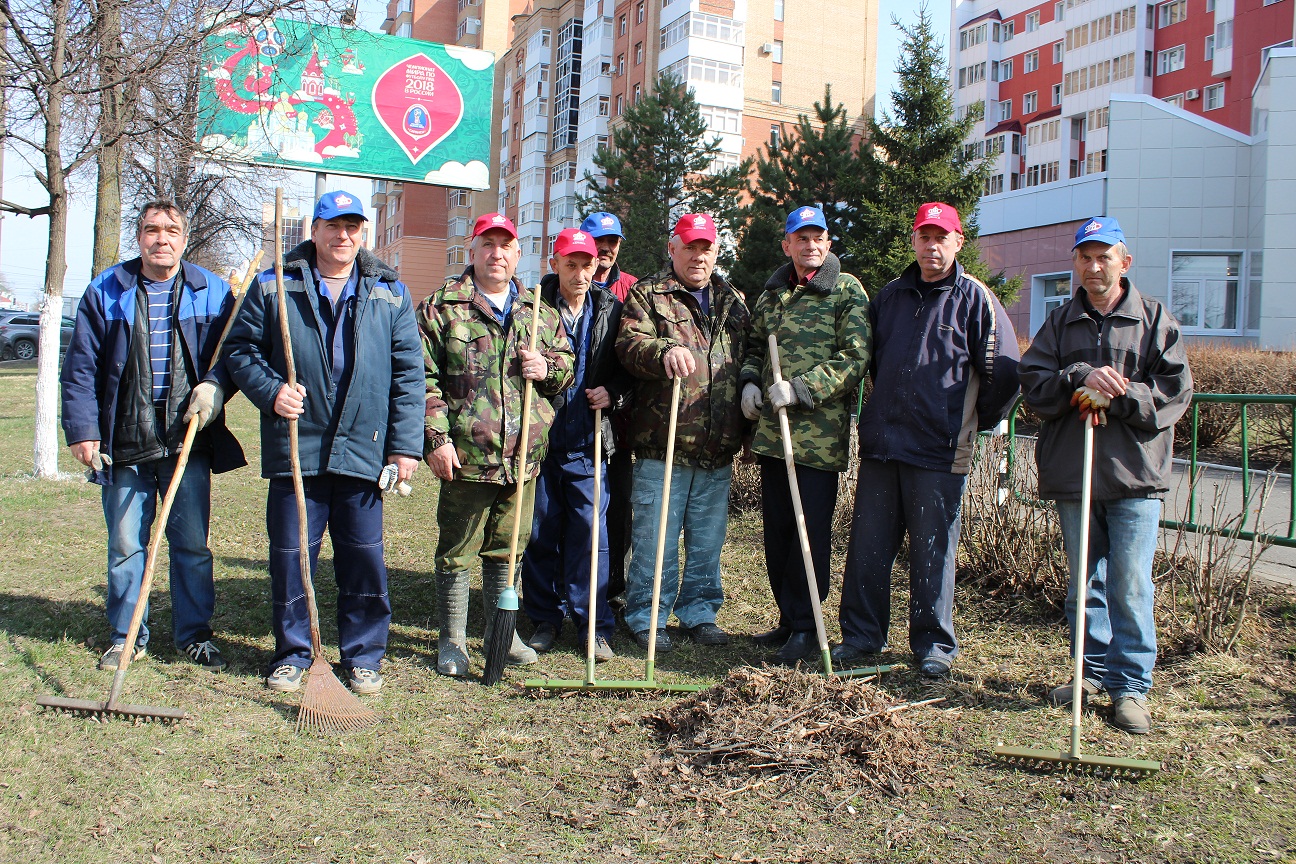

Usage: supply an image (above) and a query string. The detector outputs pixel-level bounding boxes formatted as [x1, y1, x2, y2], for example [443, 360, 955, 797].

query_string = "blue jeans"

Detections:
[521, 452, 614, 639]
[102, 452, 214, 649]
[1056, 497, 1161, 699]
[267, 476, 391, 672]
[624, 459, 730, 634]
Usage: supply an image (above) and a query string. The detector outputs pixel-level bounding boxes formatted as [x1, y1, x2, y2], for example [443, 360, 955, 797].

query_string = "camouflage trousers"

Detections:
[434, 478, 538, 574]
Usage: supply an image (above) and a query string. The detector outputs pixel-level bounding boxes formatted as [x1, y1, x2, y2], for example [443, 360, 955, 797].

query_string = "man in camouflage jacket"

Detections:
[616, 213, 749, 651]
[739, 206, 871, 666]
[418, 213, 574, 677]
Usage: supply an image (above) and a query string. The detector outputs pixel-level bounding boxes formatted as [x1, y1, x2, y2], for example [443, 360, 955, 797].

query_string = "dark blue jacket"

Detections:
[223, 243, 424, 481]
[60, 257, 246, 485]
[858, 260, 1020, 475]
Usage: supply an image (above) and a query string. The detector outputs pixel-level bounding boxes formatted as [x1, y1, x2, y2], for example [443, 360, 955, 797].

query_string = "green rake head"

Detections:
[993, 745, 1161, 778]
[522, 677, 704, 694]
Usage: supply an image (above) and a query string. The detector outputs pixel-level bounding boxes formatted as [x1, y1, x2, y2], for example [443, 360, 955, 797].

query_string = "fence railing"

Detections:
[1003, 393, 1296, 549]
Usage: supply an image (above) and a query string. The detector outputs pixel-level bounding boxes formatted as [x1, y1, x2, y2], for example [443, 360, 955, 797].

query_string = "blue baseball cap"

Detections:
[313, 190, 368, 222]
[580, 211, 624, 238]
[1073, 216, 1124, 249]
[785, 205, 828, 235]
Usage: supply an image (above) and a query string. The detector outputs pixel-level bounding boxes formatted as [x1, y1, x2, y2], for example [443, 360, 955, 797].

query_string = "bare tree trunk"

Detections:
[92, 0, 124, 274]
[33, 4, 70, 479]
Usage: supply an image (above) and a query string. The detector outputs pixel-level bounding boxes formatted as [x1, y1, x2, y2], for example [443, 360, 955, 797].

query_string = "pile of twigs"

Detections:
[638, 667, 932, 801]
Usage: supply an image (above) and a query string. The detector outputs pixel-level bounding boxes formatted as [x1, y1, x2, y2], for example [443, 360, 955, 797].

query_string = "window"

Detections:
[1204, 34, 1214, 61]
[1204, 82, 1225, 111]
[772, 80, 782, 103]
[998, 99, 1012, 121]
[447, 245, 466, 266]
[1056, 1, 1065, 19]
[633, 83, 641, 103]
[617, 53, 625, 75]
[1002, 20, 1014, 40]
[700, 104, 742, 133]
[637, 1, 645, 23]
[1052, 83, 1062, 105]
[1087, 106, 1109, 130]
[615, 93, 623, 114]
[550, 162, 576, 184]
[769, 124, 781, 149]
[1027, 118, 1060, 145]
[1039, 274, 1072, 320]
[1085, 149, 1107, 173]
[1024, 161, 1059, 186]
[448, 216, 470, 237]
[959, 22, 989, 50]
[1163, 92, 1185, 108]
[1216, 19, 1233, 51]
[1171, 253, 1241, 332]
[1157, 45, 1185, 75]
[635, 42, 643, 64]
[1207, 0, 1215, 9]
[1158, 0, 1186, 28]
[597, 95, 609, 116]
[1024, 50, 1039, 73]
[771, 40, 783, 63]
[957, 62, 987, 88]
[660, 11, 745, 49]
[618, 14, 626, 34]
[984, 174, 1004, 195]
[774, 0, 784, 19]
[662, 54, 745, 87]
[1247, 252, 1262, 332]
[1000, 58, 1014, 80]
[1025, 11, 1039, 31]
[449, 188, 471, 208]
[1054, 41, 1064, 64]
[1024, 91, 1038, 113]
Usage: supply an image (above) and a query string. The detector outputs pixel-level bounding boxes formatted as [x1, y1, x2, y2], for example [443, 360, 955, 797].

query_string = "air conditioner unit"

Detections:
[759, 42, 775, 54]
[1186, 88, 1200, 100]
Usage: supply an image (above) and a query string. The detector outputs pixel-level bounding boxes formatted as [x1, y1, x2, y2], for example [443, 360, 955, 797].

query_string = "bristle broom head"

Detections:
[481, 608, 516, 686]
[295, 656, 378, 734]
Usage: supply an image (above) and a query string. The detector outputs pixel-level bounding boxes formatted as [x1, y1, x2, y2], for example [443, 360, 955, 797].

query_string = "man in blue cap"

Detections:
[579, 211, 639, 607]
[739, 206, 871, 665]
[225, 189, 425, 695]
[1020, 216, 1192, 734]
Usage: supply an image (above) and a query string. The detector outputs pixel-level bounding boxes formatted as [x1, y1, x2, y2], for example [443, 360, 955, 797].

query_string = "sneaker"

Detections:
[688, 623, 730, 646]
[633, 629, 673, 653]
[265, 664, 304, 693]
[183, 640, 228, 672]
[98, 643, 146, 671]
[527, 621, 561, 653]
[589, 635, 615, 663]
[348, 667, 383, 695]
[1047, 677, 1104, 707]
[1110, 695, 1152, 735]
[918, 656, 952, 679]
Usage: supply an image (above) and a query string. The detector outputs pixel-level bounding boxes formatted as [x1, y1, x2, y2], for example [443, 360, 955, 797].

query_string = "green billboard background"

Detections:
[199, 18, 494, 189]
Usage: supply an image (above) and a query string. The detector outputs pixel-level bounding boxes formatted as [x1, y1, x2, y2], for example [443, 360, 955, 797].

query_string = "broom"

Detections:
[481, 285, 545, 685]
[993, 416, 1159, 776]
[36, 249, 264, 723]
[271, 187, 378, 733]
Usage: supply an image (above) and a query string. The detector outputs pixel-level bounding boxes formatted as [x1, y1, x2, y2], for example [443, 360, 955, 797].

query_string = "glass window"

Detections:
[1204, 82, 1224, 111]
[771, 40, 783, 63]
[1158, 0, 1187, 28]
[1158, 45, 1186, 75]
[1247, 252, 1262, 332]
[1171, 253, 1241, 331]
[1026, 11, 1040, 31]
[774, 0, 784, 20]
[772, 80, 782, 103]
[1041, 274, 1072, 318]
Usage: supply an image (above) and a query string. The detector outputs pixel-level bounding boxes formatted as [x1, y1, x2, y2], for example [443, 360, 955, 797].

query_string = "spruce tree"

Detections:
[578, 74, 751, 278]
[731, 87, 866, 292]
[851, 7, 1019, 304]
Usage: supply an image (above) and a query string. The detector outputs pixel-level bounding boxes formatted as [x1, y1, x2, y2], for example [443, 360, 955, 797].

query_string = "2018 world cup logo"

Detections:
[404, 104, 431, 140]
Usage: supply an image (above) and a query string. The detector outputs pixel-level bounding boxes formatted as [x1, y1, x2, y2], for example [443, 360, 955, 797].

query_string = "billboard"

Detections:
[199, 18, 494, 189]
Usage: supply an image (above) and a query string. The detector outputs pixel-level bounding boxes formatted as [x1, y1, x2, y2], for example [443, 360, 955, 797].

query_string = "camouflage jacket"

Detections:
[740, 253, 871, 472]
[616, 269, 750, 469]
[418, 269, 574, 484]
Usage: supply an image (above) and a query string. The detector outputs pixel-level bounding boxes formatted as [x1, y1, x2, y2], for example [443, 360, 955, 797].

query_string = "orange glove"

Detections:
[1070, 386, 1110, 427]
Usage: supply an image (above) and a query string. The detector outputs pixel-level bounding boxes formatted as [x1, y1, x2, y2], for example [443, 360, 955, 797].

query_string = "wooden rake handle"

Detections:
[504, 286, 545, 593]
[645, 376, 683, 678]
[585, 407, 603, 685]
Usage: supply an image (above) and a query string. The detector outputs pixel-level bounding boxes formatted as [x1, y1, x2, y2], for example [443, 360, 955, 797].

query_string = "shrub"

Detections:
[1175, 343, 1296, 451]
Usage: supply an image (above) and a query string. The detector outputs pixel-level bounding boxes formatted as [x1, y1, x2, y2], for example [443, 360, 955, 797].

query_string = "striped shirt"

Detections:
[143, 277, 174, 404]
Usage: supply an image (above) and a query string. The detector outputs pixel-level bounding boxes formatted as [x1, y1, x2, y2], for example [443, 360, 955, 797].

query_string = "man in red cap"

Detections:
[519, 228, 634, 661]
[835, 202, 1020, 678]
[418, 213, 574, 677]
[616, 213, 749, 651]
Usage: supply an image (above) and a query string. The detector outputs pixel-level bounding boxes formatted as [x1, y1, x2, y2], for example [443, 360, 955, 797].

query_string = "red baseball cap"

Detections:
[552, 227, 598, 258]
[913, 202, 962, 234]
[673, 213, 717, 245]
[472, 212, 519, 240]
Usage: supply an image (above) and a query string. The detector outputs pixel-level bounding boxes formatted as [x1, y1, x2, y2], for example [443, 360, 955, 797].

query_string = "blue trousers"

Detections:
[1057, 497, 1161, 698]
[840, 458, 965, 663]
[102, 452, 215, 649]
[624, 459, 731, 634]
[521, 452, 614, 639]
[267, 475, 390, 672]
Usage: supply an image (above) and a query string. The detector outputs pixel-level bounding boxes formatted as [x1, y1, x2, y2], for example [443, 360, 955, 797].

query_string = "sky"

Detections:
[0, 0, 950, 307]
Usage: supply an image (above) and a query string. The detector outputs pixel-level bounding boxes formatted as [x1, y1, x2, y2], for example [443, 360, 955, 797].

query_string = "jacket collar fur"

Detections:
[282, 241, 398, 283]
[763, 251, 842, 297]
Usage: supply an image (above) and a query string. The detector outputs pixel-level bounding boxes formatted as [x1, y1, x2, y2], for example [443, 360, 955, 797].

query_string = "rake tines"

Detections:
[992, 745, 1160, 777]
[294, 656, 378, 734]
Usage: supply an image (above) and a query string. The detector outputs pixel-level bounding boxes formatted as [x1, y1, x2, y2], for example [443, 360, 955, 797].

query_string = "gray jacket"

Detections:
[1019, 279, 1193, 501]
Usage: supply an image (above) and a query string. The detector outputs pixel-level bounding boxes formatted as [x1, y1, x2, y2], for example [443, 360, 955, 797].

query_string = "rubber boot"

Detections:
[481, 561, 537, 666]
[436, 570, 471, 677]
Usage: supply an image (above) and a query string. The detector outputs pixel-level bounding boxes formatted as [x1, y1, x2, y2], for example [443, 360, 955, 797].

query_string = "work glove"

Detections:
[377, 463, 413, 497]
[1070, 386, 1110, 427]
[182, 381, 225, 430]
[769, 378, 812, 412]
[740, 382, 764, 421]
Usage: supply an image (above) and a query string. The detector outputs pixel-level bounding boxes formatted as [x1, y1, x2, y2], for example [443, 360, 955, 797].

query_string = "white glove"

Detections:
[740, 382, 763, 421]
[183, 381, 224, 430]
[377, 463, 413, 497]
[768, 380, 797, 412]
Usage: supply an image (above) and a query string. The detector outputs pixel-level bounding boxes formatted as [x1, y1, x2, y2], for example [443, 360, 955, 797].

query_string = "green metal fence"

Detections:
[1003, 393, 1296, 549]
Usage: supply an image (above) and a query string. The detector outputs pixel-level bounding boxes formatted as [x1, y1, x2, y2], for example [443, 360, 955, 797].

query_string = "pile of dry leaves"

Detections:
[635, 667, 934, 802]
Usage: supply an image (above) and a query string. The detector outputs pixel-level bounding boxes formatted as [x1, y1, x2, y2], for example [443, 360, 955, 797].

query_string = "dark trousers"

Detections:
[605, 447, 633, 599]
[759, 455, 838, 633]
[267, 475, 391, 672]
[839, 458, 965, 663]
[521, 452, 615, 639]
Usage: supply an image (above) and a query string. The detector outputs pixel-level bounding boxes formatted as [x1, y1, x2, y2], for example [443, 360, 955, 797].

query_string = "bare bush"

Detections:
[1175, 344, 1296, 450]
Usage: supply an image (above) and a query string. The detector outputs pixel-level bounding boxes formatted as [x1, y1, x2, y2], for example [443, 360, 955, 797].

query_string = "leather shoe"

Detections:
[688, 622, 730, 646]
[918, 656, 951, 679]
[1110, 695, 1151, 735]
[527, 621, 561, 653]
[1047, 677, 1103, 707]
[633, 628, 673, 653]
[829, 643, 870, 667]
[751, 624, 792, 646]
[772, 631, 818, 666]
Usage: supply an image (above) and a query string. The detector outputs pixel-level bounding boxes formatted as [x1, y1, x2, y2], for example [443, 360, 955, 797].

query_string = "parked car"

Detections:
[0, 314, 76, 361]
